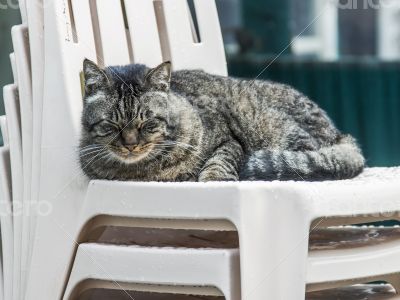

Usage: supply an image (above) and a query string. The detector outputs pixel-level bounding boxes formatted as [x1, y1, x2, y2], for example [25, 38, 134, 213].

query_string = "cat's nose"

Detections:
[121, 130, 139, 150]
[125, 145, 136, 152]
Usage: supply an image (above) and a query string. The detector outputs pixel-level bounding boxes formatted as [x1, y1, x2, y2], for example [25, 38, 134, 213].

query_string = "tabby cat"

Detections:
[79, 59, 364, 182]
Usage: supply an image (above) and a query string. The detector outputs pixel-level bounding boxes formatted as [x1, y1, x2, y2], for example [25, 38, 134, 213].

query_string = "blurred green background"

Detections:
[0, 8, 21, 116]
[1, 0, 399, 166]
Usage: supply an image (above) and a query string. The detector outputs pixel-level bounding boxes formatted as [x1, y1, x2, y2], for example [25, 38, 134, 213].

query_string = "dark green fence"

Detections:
[229, 56, 400, 167]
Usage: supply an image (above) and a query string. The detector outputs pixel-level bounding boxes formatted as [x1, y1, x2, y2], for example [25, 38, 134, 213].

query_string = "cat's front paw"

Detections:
[198, 171, 238, 182]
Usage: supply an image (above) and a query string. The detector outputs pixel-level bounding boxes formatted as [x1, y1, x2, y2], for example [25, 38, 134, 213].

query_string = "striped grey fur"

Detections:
[79, 59, 365, 182]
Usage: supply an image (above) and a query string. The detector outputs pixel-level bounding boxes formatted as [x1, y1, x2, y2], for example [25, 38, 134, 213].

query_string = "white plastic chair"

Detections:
[6, 2, 398, 300]
[0, 116, 13, 300]
[3, 20, 36, 299]
[8, 53, 23, 300]
[63, 244, 240, 300]
[5, 3, 45, 297]
[3, 84, 23, 300]
[24, 0, 400, 299]
[11, 23, 33, 300]
[25, 0, 44, 292]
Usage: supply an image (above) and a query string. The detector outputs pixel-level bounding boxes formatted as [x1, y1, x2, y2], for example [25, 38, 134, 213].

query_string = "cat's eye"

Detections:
[141, 120, 159, 133]
[90, 120, 119, 138]
[101, 125, 115, 135]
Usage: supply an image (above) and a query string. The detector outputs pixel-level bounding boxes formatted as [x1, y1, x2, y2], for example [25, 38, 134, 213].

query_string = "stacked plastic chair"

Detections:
[0, 0, 400, 299]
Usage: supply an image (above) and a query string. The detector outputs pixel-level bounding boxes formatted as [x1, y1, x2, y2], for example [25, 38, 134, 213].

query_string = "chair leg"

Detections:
[237, 190, 311, 300]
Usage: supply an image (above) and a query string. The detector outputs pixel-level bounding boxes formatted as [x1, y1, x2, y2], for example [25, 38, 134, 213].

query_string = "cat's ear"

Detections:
[145, 61, 171, 92]
[83, 58, 110, 96]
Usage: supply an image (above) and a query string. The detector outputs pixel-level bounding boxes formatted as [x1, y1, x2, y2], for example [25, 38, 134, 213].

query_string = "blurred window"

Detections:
[216, 0, 400, 60]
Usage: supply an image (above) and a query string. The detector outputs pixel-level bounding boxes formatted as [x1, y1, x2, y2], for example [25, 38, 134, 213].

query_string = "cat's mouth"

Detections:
[110, 144, 155, 163]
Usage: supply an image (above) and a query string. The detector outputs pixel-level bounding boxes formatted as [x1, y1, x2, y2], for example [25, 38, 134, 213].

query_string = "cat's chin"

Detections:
[110, 150, 151, 165]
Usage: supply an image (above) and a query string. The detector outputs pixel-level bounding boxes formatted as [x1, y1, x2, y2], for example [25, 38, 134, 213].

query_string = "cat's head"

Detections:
[80, 59, 180, 165]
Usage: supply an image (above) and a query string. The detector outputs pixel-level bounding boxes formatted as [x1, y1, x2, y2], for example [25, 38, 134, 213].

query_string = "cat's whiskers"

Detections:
[79, 144, 103, 151]
[79, 149, 103, 155]
[79, 149, 105, 158]
[78, 143, 113, 158]
[80, 145, 114, 171]
[154, 141, 206, 163]
[86, 150, 113, 168]
[73, 145, 104, 159]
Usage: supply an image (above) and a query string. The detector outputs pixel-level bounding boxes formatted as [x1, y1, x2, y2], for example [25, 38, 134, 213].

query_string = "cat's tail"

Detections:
[240, 135, 365, 181]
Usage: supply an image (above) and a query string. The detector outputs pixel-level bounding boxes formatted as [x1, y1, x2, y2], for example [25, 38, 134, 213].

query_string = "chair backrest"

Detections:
[68, 0, 227, 71]
[156, 0, 227, 74]
[38, 0, 227, 198]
